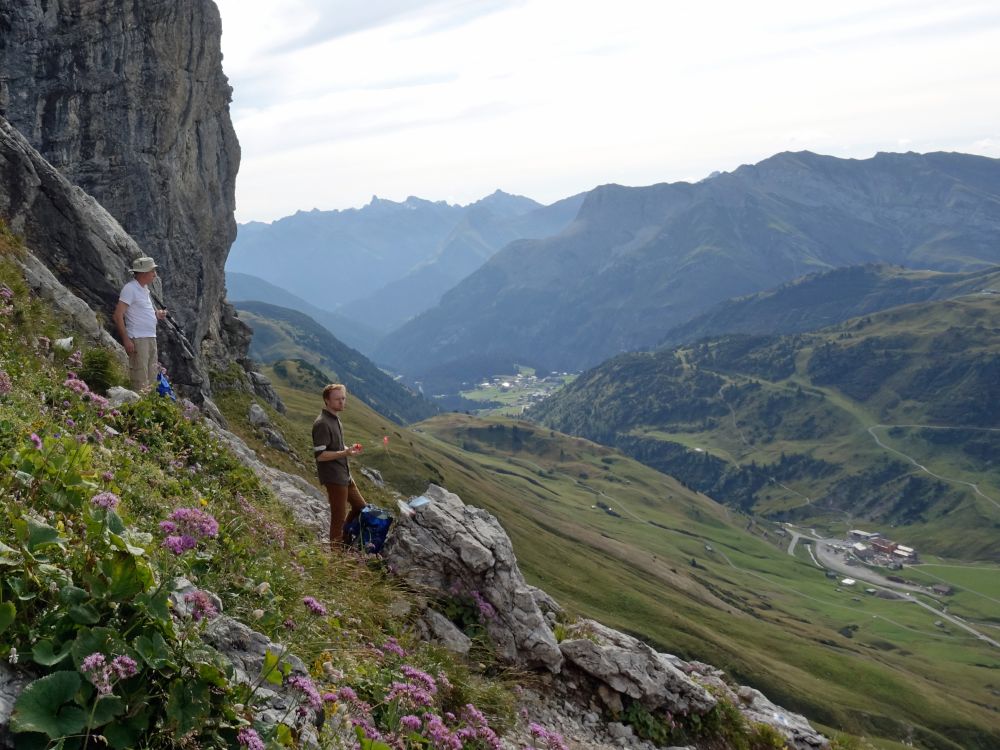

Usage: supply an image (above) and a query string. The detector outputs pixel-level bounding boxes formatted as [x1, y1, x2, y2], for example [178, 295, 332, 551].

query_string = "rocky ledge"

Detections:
[384, 485, 829, 750]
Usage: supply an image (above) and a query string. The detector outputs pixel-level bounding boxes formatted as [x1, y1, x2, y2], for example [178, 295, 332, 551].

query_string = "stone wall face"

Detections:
[0, 0, 249, 390]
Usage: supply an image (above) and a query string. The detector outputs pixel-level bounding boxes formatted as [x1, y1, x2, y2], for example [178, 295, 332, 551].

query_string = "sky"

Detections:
[214, 0, 1000, 223]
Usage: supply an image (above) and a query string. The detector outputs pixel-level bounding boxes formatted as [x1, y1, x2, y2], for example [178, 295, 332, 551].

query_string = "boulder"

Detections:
[107, 386, 140, 407]
[248, 371, 285, 413]
[559, 619, 715, 716]
[417, 609, 473, 656]
[0, 662, 33, 750]
[248, 403, 270, 427]
[383, 484, 563, 672]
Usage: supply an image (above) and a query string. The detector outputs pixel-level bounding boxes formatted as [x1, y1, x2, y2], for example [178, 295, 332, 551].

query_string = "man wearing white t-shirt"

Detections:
[113, 256, 167, 391]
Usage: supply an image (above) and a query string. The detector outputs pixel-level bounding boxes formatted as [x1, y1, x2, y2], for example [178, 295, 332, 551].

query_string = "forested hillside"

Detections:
[533, 293, 1000, 560]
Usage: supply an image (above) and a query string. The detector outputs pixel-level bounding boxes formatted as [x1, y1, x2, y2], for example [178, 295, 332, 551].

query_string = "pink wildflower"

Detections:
[303, 596, 327, 616]
[237, 727, 265, 750]
[90, 492, 120, 510]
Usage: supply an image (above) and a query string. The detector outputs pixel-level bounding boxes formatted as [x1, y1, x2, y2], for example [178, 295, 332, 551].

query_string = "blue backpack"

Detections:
[344, 505, 393, 554]
[156, 372, 176, 401]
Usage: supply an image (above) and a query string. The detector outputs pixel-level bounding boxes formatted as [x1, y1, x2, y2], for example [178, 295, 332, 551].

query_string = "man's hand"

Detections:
[123, 337, 135, 355]
[156, 309, 168, 321]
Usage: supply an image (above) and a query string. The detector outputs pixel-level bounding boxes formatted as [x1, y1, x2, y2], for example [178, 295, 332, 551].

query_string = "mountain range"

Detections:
[376, 150, 1000, 380]
[227, 190, 584, 335]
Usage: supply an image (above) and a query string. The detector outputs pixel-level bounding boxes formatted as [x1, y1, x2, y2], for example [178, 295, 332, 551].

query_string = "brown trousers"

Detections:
[324, 480, 367, 548]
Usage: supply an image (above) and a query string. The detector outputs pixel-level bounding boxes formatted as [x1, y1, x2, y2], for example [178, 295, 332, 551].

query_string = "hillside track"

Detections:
[867, 425, 1000, 512]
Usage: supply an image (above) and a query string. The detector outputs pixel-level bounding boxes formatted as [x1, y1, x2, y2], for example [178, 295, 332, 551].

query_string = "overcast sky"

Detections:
[214, 0, 1000, 223]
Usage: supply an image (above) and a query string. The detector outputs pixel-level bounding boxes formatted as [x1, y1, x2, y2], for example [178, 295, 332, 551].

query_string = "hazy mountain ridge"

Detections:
[235, 300, 437, 424]
[348, 192, 587, 331]
[659, 264, 1000, 348]
[226, 271, 380, 354]
[228, 190, 584, 332]
[532, 292, 1000, 559]
[376, 150, 1000, 378]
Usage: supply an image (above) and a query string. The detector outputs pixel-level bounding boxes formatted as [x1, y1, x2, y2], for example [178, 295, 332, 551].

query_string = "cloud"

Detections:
[265, 0, 521, 53]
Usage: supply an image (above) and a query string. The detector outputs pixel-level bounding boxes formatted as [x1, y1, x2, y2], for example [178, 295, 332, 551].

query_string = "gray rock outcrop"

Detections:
[559, 619, 715, 716]
[0, 0, 248, 390]
[0, 662, 33, 750]
[383, 484, 564, 672]
[203, 420, 330, 540]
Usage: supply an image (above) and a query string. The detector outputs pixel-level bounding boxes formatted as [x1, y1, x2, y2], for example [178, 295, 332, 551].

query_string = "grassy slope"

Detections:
[258, 361, 1000, 750]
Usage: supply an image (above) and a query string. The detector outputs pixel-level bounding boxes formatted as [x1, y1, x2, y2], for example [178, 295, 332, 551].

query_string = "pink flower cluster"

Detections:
[237, 493, 286, 548]
[159, 507, 219, 555]
[237, 727, 265, 750]
[0, 369, 11, 396]
[90, 491, 120, 510]
[285, 674, 323, 711]
[381, 636, 406, 658]
[303, 596, 327, 616]
[472, 590, 497, 620]
[0, 284, 12, 302]
[529, 722, 568, 750]
[80, 652, 139, 696]
[183, 589, 219, 622]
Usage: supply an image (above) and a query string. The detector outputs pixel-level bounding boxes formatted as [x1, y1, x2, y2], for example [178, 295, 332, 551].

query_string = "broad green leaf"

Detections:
[67, 604, 101, 625]
[0, 601, 15, 636]
[356, 726, 393, 750]
[102, 553, 144, 601]
[275, 723, 294, 746]
[88, 696, 125, 727]
[10, 672, 86, 738]
[59, 585, 89, 605]
[133, 632, 173, 670]
[0, 540, 21, 566]
[32, 639, 74, 667]
[25, 518, 64, 552]
[165, 679, 210, 734]
[103, 708, 150, 750]
[261, 649, 285, 686]
[109, 531, 147, 557]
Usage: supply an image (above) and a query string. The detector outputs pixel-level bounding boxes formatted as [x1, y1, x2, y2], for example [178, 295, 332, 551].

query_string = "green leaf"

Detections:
[275, 723, 295, 746]
[0, 540, 21, 566]
[102, 553, 144, 601]
[68, 604, 101, 625]
[165, 679, 210, 735]
[0, 601, 15, 636]
[32, 639, 74, 667]
[59, 585, 89, 605]
[109, 531, 147, 557]
[136, 589, 172, 628]
[10, 672, 86, 738]
[88, 696, 125, 727]
[133, 632, 172, 670]
[261, 649, 286, 686]
[103, 708, 150, 750]
[25, 518, 64, 552]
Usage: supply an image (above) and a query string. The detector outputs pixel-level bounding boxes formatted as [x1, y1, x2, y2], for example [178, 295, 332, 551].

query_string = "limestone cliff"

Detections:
[0, 0, 248, 391]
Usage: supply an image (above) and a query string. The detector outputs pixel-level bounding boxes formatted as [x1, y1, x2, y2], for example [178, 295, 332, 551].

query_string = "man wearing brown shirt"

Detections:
[312, 384, 367, 549]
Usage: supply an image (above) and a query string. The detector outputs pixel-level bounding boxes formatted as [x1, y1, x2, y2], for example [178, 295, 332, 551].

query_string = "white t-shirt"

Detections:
[118, 279, 157, 338]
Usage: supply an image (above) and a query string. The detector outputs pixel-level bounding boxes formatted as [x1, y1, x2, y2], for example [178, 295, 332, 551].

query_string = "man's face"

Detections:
[137, 269, 157, 286]
[325, 390, 347, 412]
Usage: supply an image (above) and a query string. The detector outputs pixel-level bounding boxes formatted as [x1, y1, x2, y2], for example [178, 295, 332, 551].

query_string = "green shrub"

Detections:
[79, 347, 125, 395]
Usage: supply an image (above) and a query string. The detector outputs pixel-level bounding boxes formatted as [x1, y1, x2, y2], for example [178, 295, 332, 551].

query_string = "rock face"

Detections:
[0, 116, 202, 381]
[559, 619, 715, 716]
[0, 0, 248, 390]
[382, 484, 564, 672]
